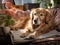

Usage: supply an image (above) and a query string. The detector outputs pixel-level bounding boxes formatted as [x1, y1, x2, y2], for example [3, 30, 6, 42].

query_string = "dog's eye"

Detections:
[34, 13, 36, 15]
[40, 13, 44, 16]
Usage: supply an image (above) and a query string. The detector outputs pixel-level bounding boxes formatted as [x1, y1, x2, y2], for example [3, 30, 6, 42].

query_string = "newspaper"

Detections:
[10, 29, 60, 43]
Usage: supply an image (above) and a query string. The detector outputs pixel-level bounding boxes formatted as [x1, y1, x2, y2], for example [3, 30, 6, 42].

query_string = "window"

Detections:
[14, 0, 37, 5]
[14, 0, 23, 5]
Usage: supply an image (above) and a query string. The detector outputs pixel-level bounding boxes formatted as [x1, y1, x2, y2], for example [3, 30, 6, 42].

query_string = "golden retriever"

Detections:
[20, 8, 56, 38]
[28, 8, 56, 38]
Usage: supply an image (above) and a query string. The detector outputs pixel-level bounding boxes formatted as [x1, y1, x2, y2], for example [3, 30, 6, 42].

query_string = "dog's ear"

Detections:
[30, 10, 33, 19]
[45, 9, 52, 24]
[30, 9, 36, 20]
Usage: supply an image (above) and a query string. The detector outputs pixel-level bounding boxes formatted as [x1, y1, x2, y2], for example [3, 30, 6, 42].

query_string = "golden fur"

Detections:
[20, 8, 56, 38]
[28, 8, 56, 38]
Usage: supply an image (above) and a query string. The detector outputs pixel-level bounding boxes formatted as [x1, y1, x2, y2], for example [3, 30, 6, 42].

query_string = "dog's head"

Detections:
[30, 8, 52, 26]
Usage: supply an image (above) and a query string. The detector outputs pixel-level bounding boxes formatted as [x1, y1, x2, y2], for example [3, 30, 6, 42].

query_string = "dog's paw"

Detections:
[20, 35, 26, 38]
[29, 36, 35, 39]
[28, 35, 36, 39]
[24, 37, 34, 40]
[20, 34, 27, 38]
[20, 33, 29, 38]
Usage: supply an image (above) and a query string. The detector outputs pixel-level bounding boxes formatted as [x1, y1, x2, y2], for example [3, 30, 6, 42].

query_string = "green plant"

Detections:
[5, 19, 15, 26]
[0, 15, 6, 25]
[5, 15, 15, 26]
[37, 0, 41, 3]
[0, 14, 15, 27]
[6, 15, 11, 20]
[48, 3, 52, 8]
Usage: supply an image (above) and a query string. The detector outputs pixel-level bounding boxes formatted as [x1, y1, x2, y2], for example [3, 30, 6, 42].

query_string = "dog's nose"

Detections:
[34, 20, 37, 24]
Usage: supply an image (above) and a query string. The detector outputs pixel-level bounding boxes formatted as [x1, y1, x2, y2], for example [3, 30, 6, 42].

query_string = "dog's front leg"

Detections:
[28, 31, 39, 39]
[20, 29, 30, 38]
[20, 28, 34, 38]
[27, 20, 34, 32]
[20, 20, 34, 38]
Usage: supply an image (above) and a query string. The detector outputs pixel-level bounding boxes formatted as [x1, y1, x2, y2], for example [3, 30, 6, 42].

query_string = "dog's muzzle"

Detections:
[34, 19, 38, 24]
[33, 19, 41, 25]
